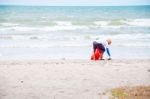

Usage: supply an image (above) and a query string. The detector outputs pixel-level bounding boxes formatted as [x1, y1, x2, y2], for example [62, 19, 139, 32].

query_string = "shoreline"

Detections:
[0, 59, 150, 99]
[1, 57, 150, 60]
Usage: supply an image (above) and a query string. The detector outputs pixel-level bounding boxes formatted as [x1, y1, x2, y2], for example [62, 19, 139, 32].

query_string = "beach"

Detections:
[0, 59, 150, 99]
[0, 5, 150, 99]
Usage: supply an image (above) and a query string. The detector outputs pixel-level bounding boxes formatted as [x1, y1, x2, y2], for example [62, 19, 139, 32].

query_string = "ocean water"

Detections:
[0, 5, 150, 59]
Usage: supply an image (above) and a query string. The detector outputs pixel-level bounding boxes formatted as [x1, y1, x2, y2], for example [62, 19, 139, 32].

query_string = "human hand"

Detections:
[108, 57, 112, 60]
[100, 58, 105, 60]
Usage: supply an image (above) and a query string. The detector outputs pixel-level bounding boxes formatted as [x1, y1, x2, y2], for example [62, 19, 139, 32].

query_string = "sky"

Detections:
[0, 0, 150, 6]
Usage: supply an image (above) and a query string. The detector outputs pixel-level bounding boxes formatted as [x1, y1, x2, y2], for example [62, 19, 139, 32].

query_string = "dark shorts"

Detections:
[93, 41, 105, 52]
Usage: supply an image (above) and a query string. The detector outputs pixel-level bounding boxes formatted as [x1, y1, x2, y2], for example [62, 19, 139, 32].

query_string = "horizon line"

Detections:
[0, 4, 150, 7]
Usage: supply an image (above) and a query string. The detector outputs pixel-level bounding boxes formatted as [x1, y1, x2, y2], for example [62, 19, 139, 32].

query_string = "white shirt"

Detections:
[94, 39, 109, 49]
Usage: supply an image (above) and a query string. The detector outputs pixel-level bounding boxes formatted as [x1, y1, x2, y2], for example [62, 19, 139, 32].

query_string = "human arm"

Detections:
[106, 48, 111, 60]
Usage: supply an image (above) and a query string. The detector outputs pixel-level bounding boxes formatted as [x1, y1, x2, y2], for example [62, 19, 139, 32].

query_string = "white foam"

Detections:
[1, 23, 19, 26]
[126, 19, 150, 27]
[5, 25, 89, 32]
[44, 25, 89, 31]
[94, 19, 150, 27]
[54, 21, 72, 26]
[10, 26, 42, 31]
[94, 21, 109, 26]
[1, 33, 150, 48]
[0, 41, 90, 48]
[111, 33, 150, 40]
[93, 20, 125, 29]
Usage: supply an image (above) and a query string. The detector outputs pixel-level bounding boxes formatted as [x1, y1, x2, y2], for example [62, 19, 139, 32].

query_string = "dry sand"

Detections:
[0, 59, 150, 99]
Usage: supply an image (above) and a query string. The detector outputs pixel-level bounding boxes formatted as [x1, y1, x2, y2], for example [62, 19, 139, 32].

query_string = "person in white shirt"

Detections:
[92, 38, 112, 60]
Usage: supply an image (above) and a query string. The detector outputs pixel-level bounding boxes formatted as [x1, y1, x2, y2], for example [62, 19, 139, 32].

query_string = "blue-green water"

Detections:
[0, 5, 150, 59]
[0, 6, 150, 25]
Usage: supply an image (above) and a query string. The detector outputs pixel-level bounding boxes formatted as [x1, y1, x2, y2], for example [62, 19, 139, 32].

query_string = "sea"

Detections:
[0, 5, 150, 59]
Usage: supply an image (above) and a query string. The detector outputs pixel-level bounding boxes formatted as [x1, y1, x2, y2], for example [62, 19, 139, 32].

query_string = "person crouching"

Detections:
[91, 38, 112, 60]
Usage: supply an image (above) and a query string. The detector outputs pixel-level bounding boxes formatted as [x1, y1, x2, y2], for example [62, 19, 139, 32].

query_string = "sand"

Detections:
[0, 59, 150, 99]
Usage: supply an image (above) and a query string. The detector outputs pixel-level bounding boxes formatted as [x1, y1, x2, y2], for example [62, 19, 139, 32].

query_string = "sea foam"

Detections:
[126, 19, 150, 27]
[93, 19, 150, 27]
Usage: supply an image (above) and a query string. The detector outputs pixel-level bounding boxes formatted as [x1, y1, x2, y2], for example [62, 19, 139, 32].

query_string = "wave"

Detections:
[93, 18, 150, 27]
[0, 42, 90, 48]
[110, 33, 150, 40]
[41, 25, 88, 31]
[0, 18, 150, 32]
[93, 21, 109, 26]
[0, 33, 150, 48]
[54, 21, 72, 26]
[1, 32, 150, 40]
[0, 25, 89, 32]
[0, 22, 19, 26]
[0, 35, 92, 41]
[126, 19, 150, 27]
